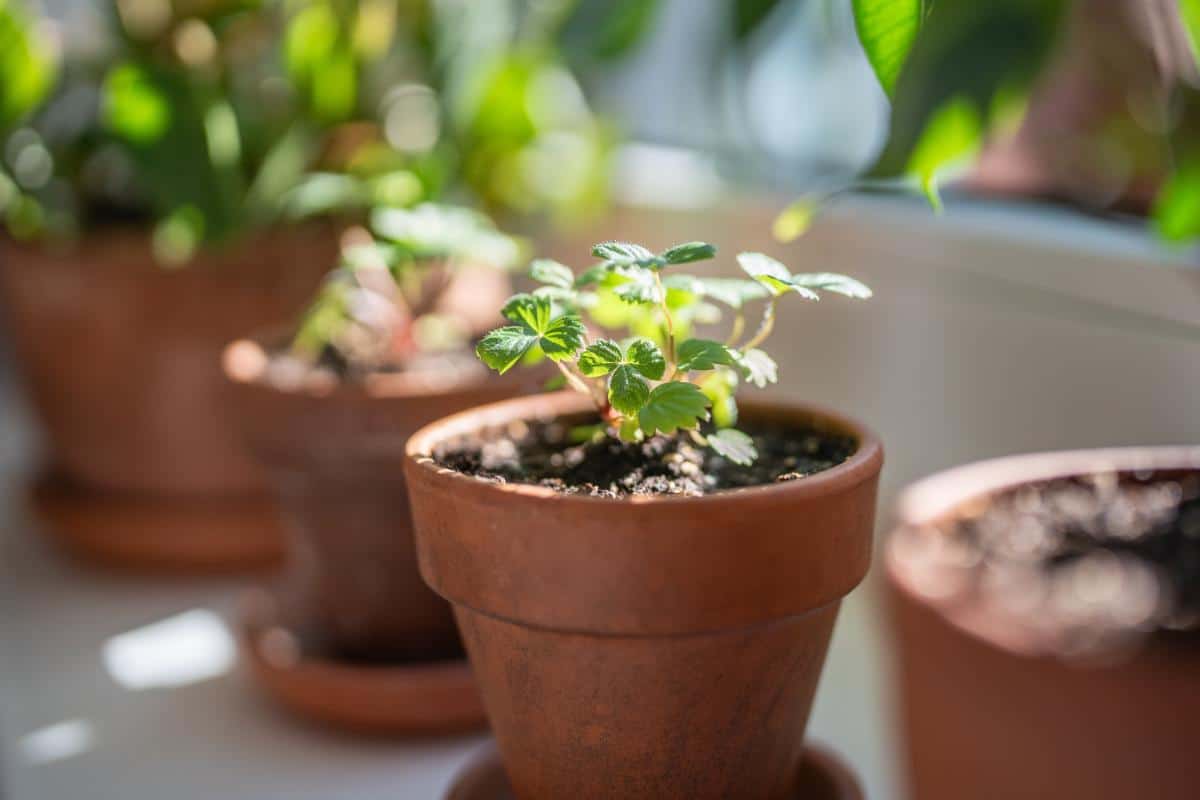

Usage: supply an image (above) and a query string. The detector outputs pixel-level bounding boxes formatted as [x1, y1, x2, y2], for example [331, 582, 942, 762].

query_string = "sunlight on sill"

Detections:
[103, 609, 235, 691]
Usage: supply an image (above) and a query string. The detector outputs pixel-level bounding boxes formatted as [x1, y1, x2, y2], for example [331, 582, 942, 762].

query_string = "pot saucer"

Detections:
[445, 742, 864, 800]
[240, 591, 488, 736]
[29, 470, 283, 573]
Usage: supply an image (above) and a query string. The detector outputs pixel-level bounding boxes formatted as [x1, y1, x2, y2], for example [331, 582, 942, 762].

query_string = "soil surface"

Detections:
[433, 417, 857, 497]
[903, 471, 1200, 657]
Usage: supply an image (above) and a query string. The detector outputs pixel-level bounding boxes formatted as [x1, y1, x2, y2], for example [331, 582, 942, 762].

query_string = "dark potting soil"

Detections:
[907, 472, 1200, 656]
[433, 417, 857, 497]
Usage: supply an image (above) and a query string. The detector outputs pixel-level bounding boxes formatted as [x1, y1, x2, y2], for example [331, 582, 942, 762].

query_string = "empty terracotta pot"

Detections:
[405, 392, 883, 800]
[224, 337, 531, 662]
[0, 227, 335, 496]
[887, 447, 1200, 800]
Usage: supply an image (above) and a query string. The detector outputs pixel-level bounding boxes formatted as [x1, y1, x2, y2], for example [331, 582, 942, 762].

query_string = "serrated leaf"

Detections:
[661, 241, 717, 264]
[502, 293, 552, 330]
[639, 382, 711, 436]
[540, 315, 587, 361]
[593, 241, 655, 262]
[691, 277, 768, 309]
[530, 259, 575, 289]
[609, 364, 651, 415]
[707, 428, 758, 466]
[676, 339, 736, 372]
[625, 338, 666, 380]
[732, 348, 778, 388]
[578, 339, 623, 377]
[737, 253, 819, 300]
[613, 271, 662, 304]
[852, 0, 922, 99]
[791, 273, 873, 299]
[574, 263, 613, 288]
[476, 327, 540, 374]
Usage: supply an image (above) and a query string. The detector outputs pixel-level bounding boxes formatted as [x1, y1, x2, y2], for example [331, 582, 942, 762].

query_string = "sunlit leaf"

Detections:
[676, 338, 736, 372]
[772, 197, 819, 243]
[625, 337, 666, 379]
[790, 273, 873, 299]
[1153, 153, 1200, 243]
[852, 0, 923, 98]
[530, 259, 575, 289]
[906, 96, 982, 212]
[707, 428, 757, 466]
[103, 63, 170, 144]
[661, 241, 717, 264]
[0, 2, 55, 129]
[609, 364, 651, 415]
[578, 339, 623, 377]
[639, 381, 711, 436]
[737, 253, 819, 300]
[477, 326, 540, 373]
[732, 348, 778, 388]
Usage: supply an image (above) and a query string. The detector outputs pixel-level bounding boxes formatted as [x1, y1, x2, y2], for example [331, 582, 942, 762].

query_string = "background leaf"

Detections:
[852, 0, 923, 99]
[661, 241, 717, 264]
[707, 428, 757, 466]
[531, 259, 575, 289]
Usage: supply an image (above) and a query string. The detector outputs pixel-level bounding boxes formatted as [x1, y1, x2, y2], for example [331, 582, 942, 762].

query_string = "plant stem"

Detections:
[741, 298, 777, 352]
[653, 271, 678, 377]
[725, 311, 745, 347]
[555, 359, 606, 409]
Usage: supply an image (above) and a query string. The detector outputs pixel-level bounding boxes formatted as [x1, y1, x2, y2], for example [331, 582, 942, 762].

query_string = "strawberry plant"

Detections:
[476, 240, 871, 464]
[291, 203, 523, 372]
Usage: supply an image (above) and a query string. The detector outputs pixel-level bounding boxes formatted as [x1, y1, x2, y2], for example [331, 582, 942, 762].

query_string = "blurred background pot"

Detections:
[887, 448, 1200, 800]
[405, 392, 883, 800]
[224, 335, 530, 733]
[0, 227, 334, 496]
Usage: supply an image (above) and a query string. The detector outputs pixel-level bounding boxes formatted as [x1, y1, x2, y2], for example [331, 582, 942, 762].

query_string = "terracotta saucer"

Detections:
[445, 742, 864, 800]
[240, 591, 488, 736]
[29, 470, 283, 573]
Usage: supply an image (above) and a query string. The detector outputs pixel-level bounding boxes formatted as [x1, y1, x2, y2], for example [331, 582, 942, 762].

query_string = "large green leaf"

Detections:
[1181, 0, 1200, 70]
[639, 382, 711, 436]
[852, 0, 923, 99]
[477, 327, 541, 373]
[478, 294, 585, 372]
[676, 339, 736, 373]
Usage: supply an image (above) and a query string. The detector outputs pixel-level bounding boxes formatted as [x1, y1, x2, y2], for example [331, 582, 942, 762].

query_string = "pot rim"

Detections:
[887, 445, 1200, 658]
[405, 390, 884, 507]
[222, 331, 493, 402]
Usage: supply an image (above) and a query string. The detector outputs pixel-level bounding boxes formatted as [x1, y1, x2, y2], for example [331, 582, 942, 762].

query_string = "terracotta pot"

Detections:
[405, 392, 883, 800]
[224, 337, 531, 662]
[887, 447, 1200, 800]
[0, 227, 335, 496]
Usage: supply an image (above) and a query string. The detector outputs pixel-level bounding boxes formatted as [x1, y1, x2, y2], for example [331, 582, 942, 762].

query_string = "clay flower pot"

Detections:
[0, 227, 335, 570]
[404, 392, 883, 800]
[887, 447, 1200, 800]
[223, 337, 531, 734]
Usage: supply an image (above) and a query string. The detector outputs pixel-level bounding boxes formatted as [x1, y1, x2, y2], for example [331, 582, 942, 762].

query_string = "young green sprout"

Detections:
[476, 241, 872, 465]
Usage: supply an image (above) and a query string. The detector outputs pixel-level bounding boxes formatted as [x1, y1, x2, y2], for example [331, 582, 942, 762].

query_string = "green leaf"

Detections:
[852, 0, 923, 99]
[530, 259, 575, 289]
[772, 197, 819, 243]
[575, 264, 613, 288]
[707, 428, 758, 466]
[1181, 0, 1200, 71]
[790, 273, 873, 299]
[676, 339, 736, 372]
[690, 277, 768, 309]
[578, 339, 623, 377]
[734, 0, 785, 41]
[540, 315, 587, 360]
[737, 253, 819, 300]
[0, 2, 55, 130]
[502, 293, 552, 331]
[1153, 153, 1200, 243]
[477, 327, 540, 374]
[613, 270, 662, 304]
[639, 382, 711, 436]
[906, 96, 983, 212]
[732, 348, 778, 388]
[660, 241, 717, 264]
[103, 63, 170, 144]
[625, 337, 666, 379]
[593, 241, 654, 262]
[618, 417, 643, 442]
[609, 364, 651, 415]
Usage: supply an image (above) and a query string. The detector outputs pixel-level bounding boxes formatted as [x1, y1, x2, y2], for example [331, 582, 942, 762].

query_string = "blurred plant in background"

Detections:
[0, 0, 637, 264]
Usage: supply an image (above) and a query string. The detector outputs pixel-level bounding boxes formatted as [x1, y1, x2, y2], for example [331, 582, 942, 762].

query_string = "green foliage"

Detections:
[905, 96, 982, 211]
[852, 0, 924, 98]
[1182, 0, 1200, 70]
[476, 239, 872, 464]
[2, 0, 621, 252]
